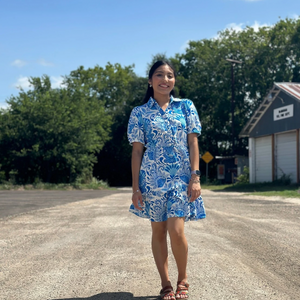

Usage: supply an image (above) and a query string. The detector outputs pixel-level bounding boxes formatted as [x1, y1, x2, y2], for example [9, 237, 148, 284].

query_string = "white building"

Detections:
[239, 83, 300, 184]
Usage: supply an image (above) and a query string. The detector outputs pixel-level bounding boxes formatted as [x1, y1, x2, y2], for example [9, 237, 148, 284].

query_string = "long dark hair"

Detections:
[143, 60, 176, 104]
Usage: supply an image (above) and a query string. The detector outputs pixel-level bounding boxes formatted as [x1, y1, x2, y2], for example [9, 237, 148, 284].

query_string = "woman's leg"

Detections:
[151, 221, 171, 288]
[167, 217, 188, 283]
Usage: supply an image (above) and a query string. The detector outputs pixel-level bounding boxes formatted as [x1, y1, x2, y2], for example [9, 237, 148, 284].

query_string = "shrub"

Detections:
[236, 166, 249, 184]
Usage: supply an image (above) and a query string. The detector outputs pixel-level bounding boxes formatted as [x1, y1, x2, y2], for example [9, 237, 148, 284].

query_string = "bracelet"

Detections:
[190, 180, 200, 184]
[132, 189, 140, 194]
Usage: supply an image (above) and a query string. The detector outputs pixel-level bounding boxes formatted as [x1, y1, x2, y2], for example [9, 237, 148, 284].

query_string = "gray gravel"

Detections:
[0, 190, 126, 219]
[0, 189, 299, 300]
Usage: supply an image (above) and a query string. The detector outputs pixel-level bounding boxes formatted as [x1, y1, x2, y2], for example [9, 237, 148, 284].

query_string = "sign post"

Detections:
[201, 151, 214, 183]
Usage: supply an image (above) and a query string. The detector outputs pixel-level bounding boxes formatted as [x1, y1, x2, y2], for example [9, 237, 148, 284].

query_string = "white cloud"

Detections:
[37, 58, 54, 67]
[11, 58, 55, 67]
[225, 21, 270, 33]
[51, 76, 65, 88]
[249, 21, 270, 32]
[13, 76, 65, 90]
[13, 76, 31, 90]
[212, 20, 271, 40]
[226, 23, 244, 32]
[0, 102, 9, 109]
[11, 59, 27, 67]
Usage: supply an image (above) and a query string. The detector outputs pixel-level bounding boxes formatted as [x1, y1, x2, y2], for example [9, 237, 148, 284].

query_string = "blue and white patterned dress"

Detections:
[127, 96, 206, 222]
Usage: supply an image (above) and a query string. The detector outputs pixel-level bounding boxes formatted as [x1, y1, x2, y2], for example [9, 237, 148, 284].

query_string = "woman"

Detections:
[127, 60, 206, 300]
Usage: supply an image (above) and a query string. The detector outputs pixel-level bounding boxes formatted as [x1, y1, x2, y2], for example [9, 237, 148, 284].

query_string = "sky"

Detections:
[0, 0, 299, 108]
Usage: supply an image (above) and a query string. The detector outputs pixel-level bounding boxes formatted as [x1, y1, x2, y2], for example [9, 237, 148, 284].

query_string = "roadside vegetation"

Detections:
[0, 177, 110, 191]
[202, 168, 300, 198]
[1, 166, 299, 198]
[202, 183, 300, 198]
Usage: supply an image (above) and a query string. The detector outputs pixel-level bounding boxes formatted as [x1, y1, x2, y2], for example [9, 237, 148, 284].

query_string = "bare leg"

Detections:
[151, 221, 171, 288]
[167, 217, 188, 283]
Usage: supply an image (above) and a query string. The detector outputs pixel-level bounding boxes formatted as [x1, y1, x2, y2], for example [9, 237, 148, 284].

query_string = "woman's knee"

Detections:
[169, 228, 186, 244]
[151, 221, 168, 241]
[167, 218, 186, 244]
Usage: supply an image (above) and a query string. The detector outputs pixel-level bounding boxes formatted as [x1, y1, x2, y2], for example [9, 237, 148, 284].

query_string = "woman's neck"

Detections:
[153, 93, 171, 109]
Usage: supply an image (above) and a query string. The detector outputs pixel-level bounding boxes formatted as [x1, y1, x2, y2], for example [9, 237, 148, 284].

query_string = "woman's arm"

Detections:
[131, 142, 144, 210]
[187, 133, 201, 202]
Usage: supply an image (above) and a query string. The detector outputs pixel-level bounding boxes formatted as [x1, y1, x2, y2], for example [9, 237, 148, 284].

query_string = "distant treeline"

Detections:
[1, 18, 300, 186]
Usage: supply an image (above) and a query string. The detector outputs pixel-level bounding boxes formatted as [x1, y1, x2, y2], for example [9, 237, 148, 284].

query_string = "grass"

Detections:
[0, 178, 114, 191]
[1, 179, 300, 198]
[202, 182, 300, 198]
[201, 184, 233, 191]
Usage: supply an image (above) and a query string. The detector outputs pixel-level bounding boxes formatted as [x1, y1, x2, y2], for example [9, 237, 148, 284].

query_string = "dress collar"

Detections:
[147, 95, 180, 108]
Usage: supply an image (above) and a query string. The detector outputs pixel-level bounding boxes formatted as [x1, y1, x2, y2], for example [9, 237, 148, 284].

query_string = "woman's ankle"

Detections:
[161, 280, 172, 288]
[177, 275, 187, 283]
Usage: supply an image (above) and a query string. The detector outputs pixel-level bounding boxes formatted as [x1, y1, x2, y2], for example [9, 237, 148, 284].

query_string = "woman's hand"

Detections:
[188, 176, 201, 202]
[187, 133, 201, 202]
[132, 190, 144, 210]
[131, 143, 144, 210]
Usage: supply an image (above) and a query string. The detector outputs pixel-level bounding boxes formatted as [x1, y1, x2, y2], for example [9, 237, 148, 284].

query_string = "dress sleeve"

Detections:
[184, 100, 202, 136]
[127, 107, 145, 145]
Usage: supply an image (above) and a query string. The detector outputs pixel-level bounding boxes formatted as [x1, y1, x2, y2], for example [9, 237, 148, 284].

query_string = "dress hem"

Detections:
[129, 208, 206, 222]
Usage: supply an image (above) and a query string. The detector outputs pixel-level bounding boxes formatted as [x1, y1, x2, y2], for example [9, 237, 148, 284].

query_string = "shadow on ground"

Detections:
[51, 292, 158, 300]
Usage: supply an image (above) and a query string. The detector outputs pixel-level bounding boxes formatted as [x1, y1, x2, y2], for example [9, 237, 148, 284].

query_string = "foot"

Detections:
[175, 281, 189, 299]
[160, 285, 175, 300]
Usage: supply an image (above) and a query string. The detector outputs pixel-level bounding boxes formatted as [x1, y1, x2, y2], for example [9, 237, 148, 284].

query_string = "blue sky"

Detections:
[0, 0, 299, 108]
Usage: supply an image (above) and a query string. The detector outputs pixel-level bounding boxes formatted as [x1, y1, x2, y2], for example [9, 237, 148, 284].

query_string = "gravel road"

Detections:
[0, 189, 299, 300]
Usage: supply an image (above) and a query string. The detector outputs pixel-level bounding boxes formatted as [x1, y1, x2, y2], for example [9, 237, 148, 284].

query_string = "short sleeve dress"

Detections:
[127, 96, 206, 222]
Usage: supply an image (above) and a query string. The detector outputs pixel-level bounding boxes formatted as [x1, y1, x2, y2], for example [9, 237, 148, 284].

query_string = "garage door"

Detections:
[255, 135, 272, 182]
[276, 131, 297, 183]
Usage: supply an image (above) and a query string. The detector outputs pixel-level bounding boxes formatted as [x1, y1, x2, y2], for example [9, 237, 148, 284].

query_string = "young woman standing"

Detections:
[127, 61, 206, 300]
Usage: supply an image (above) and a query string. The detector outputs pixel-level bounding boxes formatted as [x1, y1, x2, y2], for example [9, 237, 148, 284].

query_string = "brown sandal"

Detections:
[175, 281, 189, 299]
[160, 285, 175, 300]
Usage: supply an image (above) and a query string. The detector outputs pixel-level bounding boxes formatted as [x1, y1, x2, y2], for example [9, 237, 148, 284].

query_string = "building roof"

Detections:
[276, 82, 300, 101]
[239, 82, 300, 137]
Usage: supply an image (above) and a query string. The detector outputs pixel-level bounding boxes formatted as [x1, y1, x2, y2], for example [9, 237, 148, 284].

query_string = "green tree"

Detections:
[95, 76, 148, 186]
[0, 75, 111, 183]
[64, 63, 136, 115]
[176, 17, 300, 158]
[63, 63, 146, 186]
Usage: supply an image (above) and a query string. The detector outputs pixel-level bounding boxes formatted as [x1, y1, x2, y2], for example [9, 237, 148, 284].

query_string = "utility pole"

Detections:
[226, 58, 242, 155]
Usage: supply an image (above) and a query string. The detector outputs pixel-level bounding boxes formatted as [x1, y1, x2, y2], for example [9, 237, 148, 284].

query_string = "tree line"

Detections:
[1, 18, 299, 186]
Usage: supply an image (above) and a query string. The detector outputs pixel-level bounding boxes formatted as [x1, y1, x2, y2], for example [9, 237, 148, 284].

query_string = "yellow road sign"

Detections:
[202, 151, 214, 164]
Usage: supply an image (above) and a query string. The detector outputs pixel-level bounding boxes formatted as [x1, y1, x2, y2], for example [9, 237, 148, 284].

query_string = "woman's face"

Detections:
[149, 64, 175, 98]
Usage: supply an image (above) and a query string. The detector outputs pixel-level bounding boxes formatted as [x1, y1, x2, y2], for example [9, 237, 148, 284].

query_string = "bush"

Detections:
[236, 166, 249, 184]
[0, 171, 5, 183]
[0, 177, 109, 190]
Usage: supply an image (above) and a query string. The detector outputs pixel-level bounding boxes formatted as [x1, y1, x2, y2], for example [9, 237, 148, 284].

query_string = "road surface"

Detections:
[0, 189, 299, 299]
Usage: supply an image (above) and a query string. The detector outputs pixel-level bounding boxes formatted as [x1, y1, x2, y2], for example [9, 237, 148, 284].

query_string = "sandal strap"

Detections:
[176, 281, 189, 292]
[161, 285, 173, 292]
[160, 285, 175, 299]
